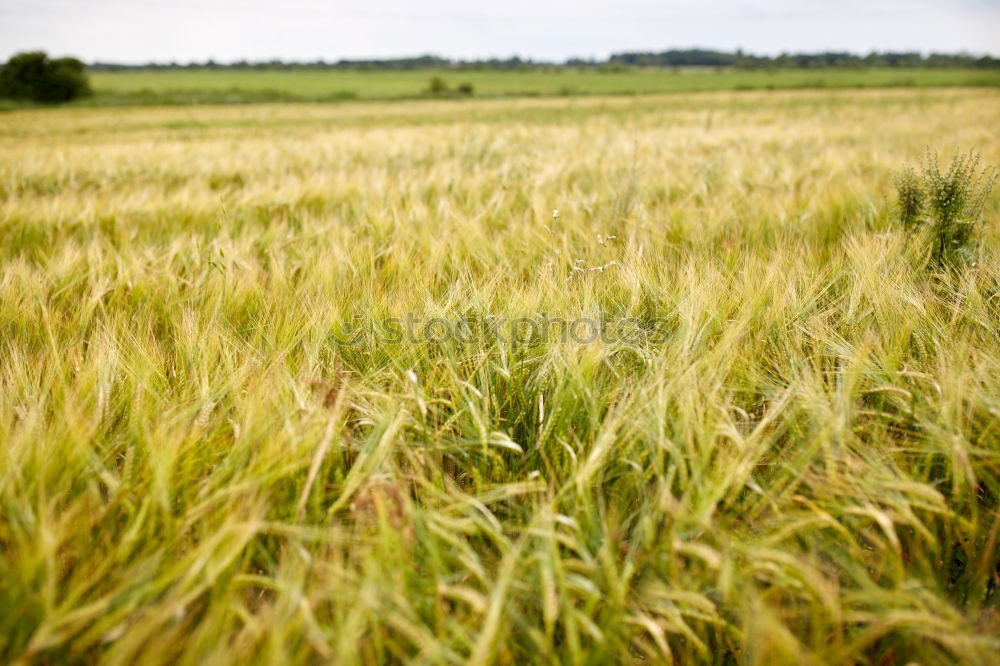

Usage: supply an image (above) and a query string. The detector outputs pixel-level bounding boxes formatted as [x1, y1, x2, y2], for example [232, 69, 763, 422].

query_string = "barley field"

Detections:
[2, 88, 1000, 664]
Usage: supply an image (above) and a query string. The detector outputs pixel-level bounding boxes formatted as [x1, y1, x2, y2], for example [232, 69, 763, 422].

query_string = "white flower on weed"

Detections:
[406, 369, 426, 417]
[544, 210, 560, 235]
[590, 261, 618, 273]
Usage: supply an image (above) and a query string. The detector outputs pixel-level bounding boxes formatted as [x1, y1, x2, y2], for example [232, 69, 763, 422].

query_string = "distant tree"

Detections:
[0, 51, 91, 103]
[427, 76, 449, 95]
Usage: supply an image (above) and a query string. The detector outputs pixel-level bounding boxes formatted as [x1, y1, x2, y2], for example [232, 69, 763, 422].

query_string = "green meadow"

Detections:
[83, 67, 1000, 104]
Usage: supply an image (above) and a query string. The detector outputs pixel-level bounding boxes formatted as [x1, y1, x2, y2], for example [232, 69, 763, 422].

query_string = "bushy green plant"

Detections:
[895, 150, 997, 266]
[893, 166, 924, 230]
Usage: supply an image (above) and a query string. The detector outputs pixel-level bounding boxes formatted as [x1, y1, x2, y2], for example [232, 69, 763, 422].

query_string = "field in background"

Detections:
[84, 67, 1000, 104]
[2, 89, 1000, 664]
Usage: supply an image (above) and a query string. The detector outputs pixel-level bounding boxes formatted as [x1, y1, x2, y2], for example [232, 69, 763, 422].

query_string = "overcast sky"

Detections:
[1, 0, 998, 64]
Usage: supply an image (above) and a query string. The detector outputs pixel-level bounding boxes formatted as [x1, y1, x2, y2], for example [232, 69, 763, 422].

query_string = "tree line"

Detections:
[88, 49, 999, 71]
[607, 49, 998, 69]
